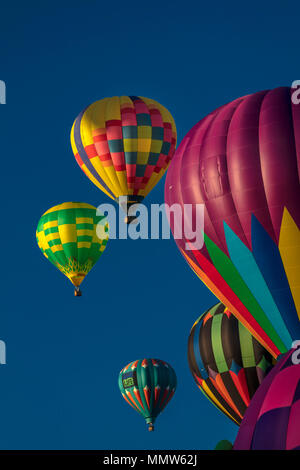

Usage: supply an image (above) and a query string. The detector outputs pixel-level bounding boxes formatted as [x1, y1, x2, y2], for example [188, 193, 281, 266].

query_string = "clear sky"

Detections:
[0, 0, 298, 450]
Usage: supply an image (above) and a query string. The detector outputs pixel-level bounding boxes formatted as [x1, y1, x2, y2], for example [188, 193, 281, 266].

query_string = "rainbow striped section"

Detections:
[183, 210, 300, 358]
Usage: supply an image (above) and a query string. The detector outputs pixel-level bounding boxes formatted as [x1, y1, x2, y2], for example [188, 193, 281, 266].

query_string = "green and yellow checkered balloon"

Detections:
[36, 202, 109, 295]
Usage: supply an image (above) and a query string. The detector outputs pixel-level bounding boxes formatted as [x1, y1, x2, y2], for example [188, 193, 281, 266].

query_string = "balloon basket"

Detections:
[74, 288, 82, 297]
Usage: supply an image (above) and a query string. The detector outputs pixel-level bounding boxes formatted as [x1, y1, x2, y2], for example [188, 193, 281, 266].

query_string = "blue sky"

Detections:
[0, 0, 298, 450]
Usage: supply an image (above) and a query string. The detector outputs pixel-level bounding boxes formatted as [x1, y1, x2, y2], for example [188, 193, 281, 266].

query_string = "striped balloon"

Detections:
[71, 96, 177, 215]
[234, 347, 300, 450]
[36, 202, 109, 295]
[188, 303, 274, 425]
[118, 358, 177, 431]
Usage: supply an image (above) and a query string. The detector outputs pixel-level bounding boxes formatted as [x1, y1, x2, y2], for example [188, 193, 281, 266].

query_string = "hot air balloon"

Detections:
[36, 202, 109, 296]
[214, 440, 233, 450]
[165, 86, 300, 358]
[118, 358, 177, 431]
[71, 96, 177, 222]
[234, 346, 300, 450]
[188, 302, 274, 425]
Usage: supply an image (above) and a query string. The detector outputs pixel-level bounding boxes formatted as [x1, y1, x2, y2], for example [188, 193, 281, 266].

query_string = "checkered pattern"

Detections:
[36, 202, 109, 287]
[71, 96, 177, 201]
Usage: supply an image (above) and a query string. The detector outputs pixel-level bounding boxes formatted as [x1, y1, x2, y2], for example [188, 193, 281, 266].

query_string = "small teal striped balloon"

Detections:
[118, 358, 177, 431]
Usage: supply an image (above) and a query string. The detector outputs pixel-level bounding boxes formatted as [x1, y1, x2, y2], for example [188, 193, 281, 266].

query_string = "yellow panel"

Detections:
[115, 170, 128, 195]
[120, 96, 134, 108]
[105, 165, 123, 197]
[68, 273, 86, 287]
[138, 188, 146, 197]
[137, 139, 151, 153]
[58, 224, 77, 244]
[51, 244, 63, 253]
[77, 242, 91, 249]
[150, 140, 163, 153]
[38, 231, 50, 251]
[45, 232, 61, 243]
[76, 217, 94, 225]
[70, 120, 78, 155]
[142, 172, 158, 197]
[279, 208, 300, 319]
[43, 220, 58, 230]
[105, 96, 121, 121]
[138, 126, 152, 139]
[136, 151, 149, 165]
[80, 99, 107, 144]
[123, 138, 138, 152]
[43, 202, 96, 215]
[77, 229, 93, 237]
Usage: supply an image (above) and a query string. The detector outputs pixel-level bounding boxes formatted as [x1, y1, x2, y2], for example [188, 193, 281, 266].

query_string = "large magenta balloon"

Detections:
[234, 347, 300, 450]
[165, 87, 300, 358]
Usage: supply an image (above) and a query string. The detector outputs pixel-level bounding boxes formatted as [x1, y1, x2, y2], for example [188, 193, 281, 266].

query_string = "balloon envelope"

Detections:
[118, 358, 177, 431]
[215, 440, 233, 450]
[188, 302, 273, 425]
[165, 86, 300, 358]
[71, 96, 177, 211]
[234, 347, 300, 450]
[36, 202, 108, 293]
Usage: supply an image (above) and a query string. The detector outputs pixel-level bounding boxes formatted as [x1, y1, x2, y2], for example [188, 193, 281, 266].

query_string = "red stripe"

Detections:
[133, 389, 145, 410]
[162, 390, 175, 408]
[106, 119, 122, 127]
[126, 391, 140, 411]
[93, 134, 107, 142]
[189, 246, 280, 357]
[121, 107, 135, 114]
[235, 369, 250, 405]
[99, 153, 111, 161]
[84, 144, 98, 159]
[75, 153, 84, 167]
[149, 108, 160, 115]
[123, 393, 138, 412]
[159, 388, 170, 409]
[144, 388, 151, 409]
[115, 165, 126, 171]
